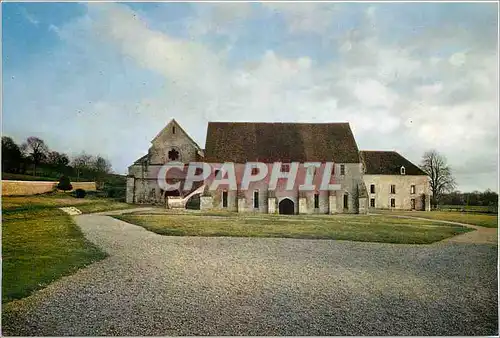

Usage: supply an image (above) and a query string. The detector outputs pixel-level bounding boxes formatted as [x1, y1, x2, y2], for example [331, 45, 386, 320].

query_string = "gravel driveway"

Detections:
[2, 213, 498, 336]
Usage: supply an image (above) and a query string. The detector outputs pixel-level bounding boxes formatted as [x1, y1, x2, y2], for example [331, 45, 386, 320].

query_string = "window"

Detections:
[331, 164, 335, 176]
[172, 126, 176, 134]
[411, 198, 416, 210]
[253, 191, 259, 209]
[400, 166, 406, 175]
[391, 198, 395, 208]
[410, 185, 416, 194]
[340, 164, 345, 176]
[281, 163, 290, 172]
[314, 193, 319, 209]
[390, 184, 396, 194]
[370, 198, 375, 208]
[370, 184, 375, 194]
[222, 191, 228, 208]
[251, 167, 259, 175]
[168, 148, 180, 161]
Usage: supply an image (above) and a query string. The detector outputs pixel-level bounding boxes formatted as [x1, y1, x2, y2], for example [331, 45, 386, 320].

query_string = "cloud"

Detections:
[21, 8, 39, 26]
[262, 3, 340, 34]
[3, 3, 498, 191]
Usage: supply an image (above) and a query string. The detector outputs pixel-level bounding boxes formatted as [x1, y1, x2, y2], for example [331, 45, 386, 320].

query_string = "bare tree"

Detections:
[72, 153, 93, 181]
[92, 155, 112, 175]
[47, 151, 69, 168]
[420, 150, 457, 208]
[21, 137, 49, 176]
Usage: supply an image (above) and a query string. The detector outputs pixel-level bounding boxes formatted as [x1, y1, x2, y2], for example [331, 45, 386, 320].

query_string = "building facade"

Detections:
[360, 151, 431, 211]
[126, 119, 430, 214]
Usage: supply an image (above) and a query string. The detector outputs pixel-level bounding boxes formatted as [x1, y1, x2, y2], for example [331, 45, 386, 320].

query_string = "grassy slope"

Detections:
[1, 193, 133, 303]
[374, 210, 498, 228]
[114, 212, 472, 245]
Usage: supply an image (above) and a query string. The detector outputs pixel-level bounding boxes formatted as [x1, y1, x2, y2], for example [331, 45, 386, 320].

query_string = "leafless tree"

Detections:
[21, 137, 49, 176]
[72, 153, 93, 181]
[420, 150, 457, 208]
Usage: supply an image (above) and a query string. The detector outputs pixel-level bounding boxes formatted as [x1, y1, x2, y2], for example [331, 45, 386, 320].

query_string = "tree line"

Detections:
[2, 136, 113, 184]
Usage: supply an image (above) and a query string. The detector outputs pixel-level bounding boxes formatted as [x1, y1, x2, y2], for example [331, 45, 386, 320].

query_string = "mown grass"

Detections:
[1, 193, 133, 304]
[2, 192, 132, 214]
[438, 205, 498, 214]
[375, 210, 498, 228]
[114, 212, 472, 245]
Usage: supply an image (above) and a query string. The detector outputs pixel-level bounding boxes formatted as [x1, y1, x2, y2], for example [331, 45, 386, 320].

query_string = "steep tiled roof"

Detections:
[360, 151, 427, 175]
[204, 122, 360, 163]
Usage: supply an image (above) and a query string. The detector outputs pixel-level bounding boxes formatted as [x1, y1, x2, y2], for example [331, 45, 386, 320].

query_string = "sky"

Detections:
[2, 2, 498, 192]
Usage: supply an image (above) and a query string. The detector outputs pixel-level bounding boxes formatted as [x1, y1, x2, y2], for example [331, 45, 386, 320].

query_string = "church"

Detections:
[126, 119, 431, 214]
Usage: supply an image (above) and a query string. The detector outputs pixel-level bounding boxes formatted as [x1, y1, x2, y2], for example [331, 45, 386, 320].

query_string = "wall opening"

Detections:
[279, 198, 294, 215]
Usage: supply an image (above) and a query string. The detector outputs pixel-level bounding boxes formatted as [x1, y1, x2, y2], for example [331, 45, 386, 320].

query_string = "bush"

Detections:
[57, 175, 73, 191]
[74, 189, 86, 198]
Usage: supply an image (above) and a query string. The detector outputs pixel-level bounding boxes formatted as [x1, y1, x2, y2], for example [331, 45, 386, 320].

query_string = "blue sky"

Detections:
[2, 2, 498, 192]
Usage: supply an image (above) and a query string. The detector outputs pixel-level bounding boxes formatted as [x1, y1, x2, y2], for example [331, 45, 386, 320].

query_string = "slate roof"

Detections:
[204, 122, 361, 163]
[359, 151, 427, 175]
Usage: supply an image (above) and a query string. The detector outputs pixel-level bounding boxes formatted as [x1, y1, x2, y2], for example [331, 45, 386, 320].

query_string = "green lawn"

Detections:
[114, 212, 472, 245]
[438, 205, 498, 213]
[2, 192, 132, 213]
[375, 210, 498, 228]
[1, 193, 133, 304]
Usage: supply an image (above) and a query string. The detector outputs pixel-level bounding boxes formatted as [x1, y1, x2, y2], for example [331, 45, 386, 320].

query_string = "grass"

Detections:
[1, 192, 134, 304]
[375, 210, 498, 228]
[438, 205, 498, 214]
[2, 192, 133, 214]
[114, 211, 472, 245]
[1, 172, 58, 181]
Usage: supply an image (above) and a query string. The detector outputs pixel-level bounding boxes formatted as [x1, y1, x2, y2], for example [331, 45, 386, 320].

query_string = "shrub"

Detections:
[57, 175, 72, 191]
[75, 189, 86, 198]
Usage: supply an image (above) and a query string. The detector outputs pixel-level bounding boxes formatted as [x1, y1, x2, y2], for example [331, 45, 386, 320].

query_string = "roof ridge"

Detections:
[207, 121, 350, 125]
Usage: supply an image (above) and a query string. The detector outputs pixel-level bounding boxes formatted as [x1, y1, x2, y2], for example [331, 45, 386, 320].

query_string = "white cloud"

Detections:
[262, 3, 339, 34]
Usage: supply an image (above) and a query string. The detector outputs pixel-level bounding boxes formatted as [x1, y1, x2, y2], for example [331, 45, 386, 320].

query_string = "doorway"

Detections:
[279, 198, 295, 215]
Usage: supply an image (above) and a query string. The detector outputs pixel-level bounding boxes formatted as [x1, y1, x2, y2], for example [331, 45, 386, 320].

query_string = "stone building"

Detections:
[126, 119, 430, 214]
[360, 151, 431, 211]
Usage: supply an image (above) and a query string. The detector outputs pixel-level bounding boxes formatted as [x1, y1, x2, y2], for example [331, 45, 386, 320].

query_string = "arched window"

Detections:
[400, 166, 406, 175]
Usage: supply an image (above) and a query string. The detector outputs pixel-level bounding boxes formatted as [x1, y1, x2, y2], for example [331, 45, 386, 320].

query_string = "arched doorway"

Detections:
[279, 198, 295, 215]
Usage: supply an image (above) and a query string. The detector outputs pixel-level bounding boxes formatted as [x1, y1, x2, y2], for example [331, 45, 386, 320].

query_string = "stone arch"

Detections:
[279, 198, 295, 215]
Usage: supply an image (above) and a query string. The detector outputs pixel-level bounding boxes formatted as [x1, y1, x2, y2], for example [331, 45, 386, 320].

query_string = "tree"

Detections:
[57, 175, 73, 191]
[21, 137, 48, 176]
[87, 155, 112, 189]
[2, 136, 23, 173]
[46, 151, 70, 175]
[92, 156, 112, 174]
[420, 150, 457, 208]
[71, 153, 93, 181]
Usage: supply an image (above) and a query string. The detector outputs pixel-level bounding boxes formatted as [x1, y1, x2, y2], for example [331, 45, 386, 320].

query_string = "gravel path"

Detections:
[2, 213, 498, 336]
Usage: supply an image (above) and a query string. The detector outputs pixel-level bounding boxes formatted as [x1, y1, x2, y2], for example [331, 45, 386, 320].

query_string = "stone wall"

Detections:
[363, 174, 431, 211]
[127, 120, 202, 205]
[2, 180, 96, 196]
[200, 162, 366, 214]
